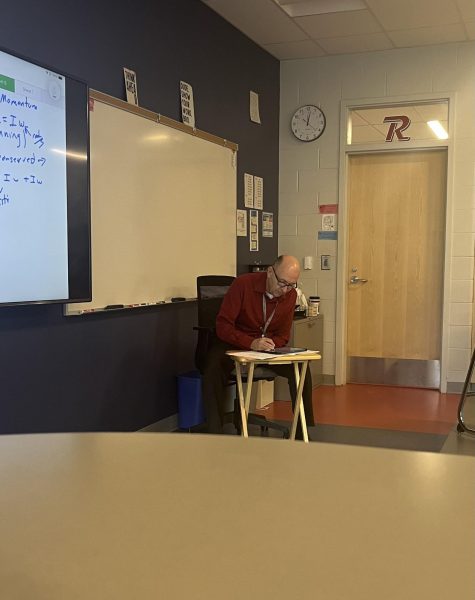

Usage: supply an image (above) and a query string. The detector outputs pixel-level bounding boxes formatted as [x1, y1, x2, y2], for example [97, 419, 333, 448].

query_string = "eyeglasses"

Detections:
[272, 266, 298, 289]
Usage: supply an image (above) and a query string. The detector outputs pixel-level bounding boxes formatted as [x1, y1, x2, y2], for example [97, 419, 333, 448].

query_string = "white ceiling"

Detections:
[201, 0, 475, 60]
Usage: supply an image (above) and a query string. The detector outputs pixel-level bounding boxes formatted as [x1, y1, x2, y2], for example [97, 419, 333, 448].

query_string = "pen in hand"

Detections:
[252, 336, 275, 351]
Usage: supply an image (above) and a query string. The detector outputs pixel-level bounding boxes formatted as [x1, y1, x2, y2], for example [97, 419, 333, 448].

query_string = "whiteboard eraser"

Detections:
[303, 256, 313, 270]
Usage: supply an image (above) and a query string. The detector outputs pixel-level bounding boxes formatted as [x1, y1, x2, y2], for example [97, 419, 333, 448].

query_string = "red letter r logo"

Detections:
[383, 115, 411, 142]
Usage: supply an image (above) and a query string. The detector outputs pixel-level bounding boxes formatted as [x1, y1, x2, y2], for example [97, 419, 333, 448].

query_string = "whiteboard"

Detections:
[66, 92, 237, 314]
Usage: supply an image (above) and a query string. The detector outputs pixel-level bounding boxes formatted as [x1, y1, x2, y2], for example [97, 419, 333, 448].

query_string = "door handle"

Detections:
[350, 275, 368, 284]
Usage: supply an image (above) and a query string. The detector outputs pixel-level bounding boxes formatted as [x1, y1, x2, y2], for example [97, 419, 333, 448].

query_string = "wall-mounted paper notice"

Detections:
[262, 212, 273, 238]
[254, 176, 263, 210]
[321, 213, 337, 231]
[250, 91, 261, 124]
[237, 209, 247, 237]
[250, 209, 259, 251]
[319, 204, 338, 214]
[180, 80, 195, 127]
[123, 67, 139, 105]
[244, 173, 254, 208]
[318, 231, 338, 241]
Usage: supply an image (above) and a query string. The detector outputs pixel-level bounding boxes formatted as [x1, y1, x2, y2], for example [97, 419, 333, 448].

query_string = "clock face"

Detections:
[291, 105, 326, 142]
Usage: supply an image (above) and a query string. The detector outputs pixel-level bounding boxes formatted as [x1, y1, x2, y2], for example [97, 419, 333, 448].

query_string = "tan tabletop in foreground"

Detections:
[0, 433, 474, 599]
[227, 350, 321, 441]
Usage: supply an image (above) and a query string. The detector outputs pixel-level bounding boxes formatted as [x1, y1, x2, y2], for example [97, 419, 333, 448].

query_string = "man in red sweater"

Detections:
[202, 255, 315, 437]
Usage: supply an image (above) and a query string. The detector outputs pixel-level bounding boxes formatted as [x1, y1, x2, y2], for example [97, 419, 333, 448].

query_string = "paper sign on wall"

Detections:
[236, 209, 247, 237]
[244, 173, 254, 208]
[321, 214, 337, 231]
[262, 212, 273, 238]
[250, 91, 261, 124]
[180, 81, 195, 128]
[318, 231, 338, 240]
[319, 204, 338, 214]
[123, 68, 139, 106]
[254, 176, 263, 210]
[250, 209, 259, 251]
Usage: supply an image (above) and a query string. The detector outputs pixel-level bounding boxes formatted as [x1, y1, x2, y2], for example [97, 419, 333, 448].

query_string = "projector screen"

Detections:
[0, 46, 90, 306]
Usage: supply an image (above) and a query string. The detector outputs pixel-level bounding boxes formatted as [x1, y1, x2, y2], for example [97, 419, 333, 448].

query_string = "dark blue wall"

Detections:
[0, 0, 280, 433]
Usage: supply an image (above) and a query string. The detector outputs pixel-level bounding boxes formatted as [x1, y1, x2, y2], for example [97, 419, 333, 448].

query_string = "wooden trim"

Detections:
[89, 89, 238, 152]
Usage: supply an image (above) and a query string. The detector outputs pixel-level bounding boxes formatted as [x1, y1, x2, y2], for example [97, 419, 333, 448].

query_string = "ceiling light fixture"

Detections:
[275, 0, 366, 18]
[427, 120, 448, 140]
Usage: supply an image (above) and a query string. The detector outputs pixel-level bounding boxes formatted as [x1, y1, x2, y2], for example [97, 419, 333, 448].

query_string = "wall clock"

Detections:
[291, 105, 326, 142]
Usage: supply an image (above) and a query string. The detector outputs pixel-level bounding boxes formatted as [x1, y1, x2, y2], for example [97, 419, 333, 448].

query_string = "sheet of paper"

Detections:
[250, 209, 259, 251]
[318, 230, 338, 240]
[321, 213, 337, 231]
[236, 209, 247, 237]
[262, 211, 273, 238]
[244, 173, 254, 208]
[254, 175, 263, 210]
[180, 80, 195, 128]
[250, 91, 261, 124]
[227, 350, 320, 361]
[123, 67, 138, 106]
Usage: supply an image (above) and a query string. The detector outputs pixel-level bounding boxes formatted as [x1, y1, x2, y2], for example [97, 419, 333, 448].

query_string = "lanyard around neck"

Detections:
[261, 294, 277, 337]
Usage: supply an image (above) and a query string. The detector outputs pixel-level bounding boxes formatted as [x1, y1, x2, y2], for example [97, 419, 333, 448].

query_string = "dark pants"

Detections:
[202, 339, 315, 438]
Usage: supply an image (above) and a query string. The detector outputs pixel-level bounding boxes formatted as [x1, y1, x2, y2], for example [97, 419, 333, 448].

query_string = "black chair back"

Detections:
[195, 275, 235, 372]
[197, 275, 235, 329]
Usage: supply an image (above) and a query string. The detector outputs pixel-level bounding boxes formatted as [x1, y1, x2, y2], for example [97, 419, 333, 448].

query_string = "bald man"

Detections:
[202, 255, 315, 437]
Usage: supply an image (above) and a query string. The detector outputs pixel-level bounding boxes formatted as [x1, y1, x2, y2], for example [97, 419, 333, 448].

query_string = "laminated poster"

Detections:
[250, 209, 259, 251]
[244, 173, 254, 208]
[262, 212, 273, 238]
[254, 176, 263, 210]
[236, 209, 247, 237]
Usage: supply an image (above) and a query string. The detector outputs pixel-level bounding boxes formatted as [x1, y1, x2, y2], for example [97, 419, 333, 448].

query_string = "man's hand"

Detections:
[250, 337, 275, 351]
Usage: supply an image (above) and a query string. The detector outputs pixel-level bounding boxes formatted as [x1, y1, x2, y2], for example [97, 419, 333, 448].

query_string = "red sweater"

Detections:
[216, 272, 296, 350]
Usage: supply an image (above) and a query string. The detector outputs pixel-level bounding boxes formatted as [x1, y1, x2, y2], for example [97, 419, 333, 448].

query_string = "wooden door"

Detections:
[347, 150, 446, 386]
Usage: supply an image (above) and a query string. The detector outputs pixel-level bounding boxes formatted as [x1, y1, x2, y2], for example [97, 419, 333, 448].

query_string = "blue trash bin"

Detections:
[177, 370, 205, 429]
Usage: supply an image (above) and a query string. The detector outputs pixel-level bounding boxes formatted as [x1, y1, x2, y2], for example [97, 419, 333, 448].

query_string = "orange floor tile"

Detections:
[258, 384, 460, 435]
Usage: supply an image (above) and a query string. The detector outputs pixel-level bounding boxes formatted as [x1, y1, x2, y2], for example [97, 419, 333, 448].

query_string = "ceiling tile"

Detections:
[203, 0, 307, 44]
[466, 21, 475, 39]
[355, 106, 421, 125]
[318, 32, 393, 54]
[388, 23, 468, 47]
[416, 103, 449, 122]
[202, 0, 474, 60]
[294, 9, 382, 38]
[351, 112, 369, 126]
[264, 40, 326, 59]
[351, 125, 384, 143]
[277, 0, 366, 17]
[365, 0, 461, 30]
[456, 0, 475, 22]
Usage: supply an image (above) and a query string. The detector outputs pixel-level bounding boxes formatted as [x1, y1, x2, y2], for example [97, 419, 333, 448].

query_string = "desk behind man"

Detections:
[202, 255, 315, 436]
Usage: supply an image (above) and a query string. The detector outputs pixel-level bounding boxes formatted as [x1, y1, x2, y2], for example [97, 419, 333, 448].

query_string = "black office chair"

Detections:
[194, 275, 290, 438]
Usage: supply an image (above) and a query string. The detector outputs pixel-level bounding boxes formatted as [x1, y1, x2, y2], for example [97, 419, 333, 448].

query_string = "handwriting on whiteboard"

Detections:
[0, 106, 47, 207]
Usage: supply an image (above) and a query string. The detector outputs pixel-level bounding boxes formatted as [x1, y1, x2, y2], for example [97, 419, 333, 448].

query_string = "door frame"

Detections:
[335, 93, 455, 392]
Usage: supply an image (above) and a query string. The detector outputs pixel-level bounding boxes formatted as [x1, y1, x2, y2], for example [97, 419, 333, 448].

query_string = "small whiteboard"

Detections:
[66, 91, 237, 314]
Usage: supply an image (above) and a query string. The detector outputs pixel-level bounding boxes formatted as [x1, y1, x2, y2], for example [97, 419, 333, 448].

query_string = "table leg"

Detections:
[234, 361, 250, 438]
[289, 361, 309, 443]
[244, 362, 255, 417]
